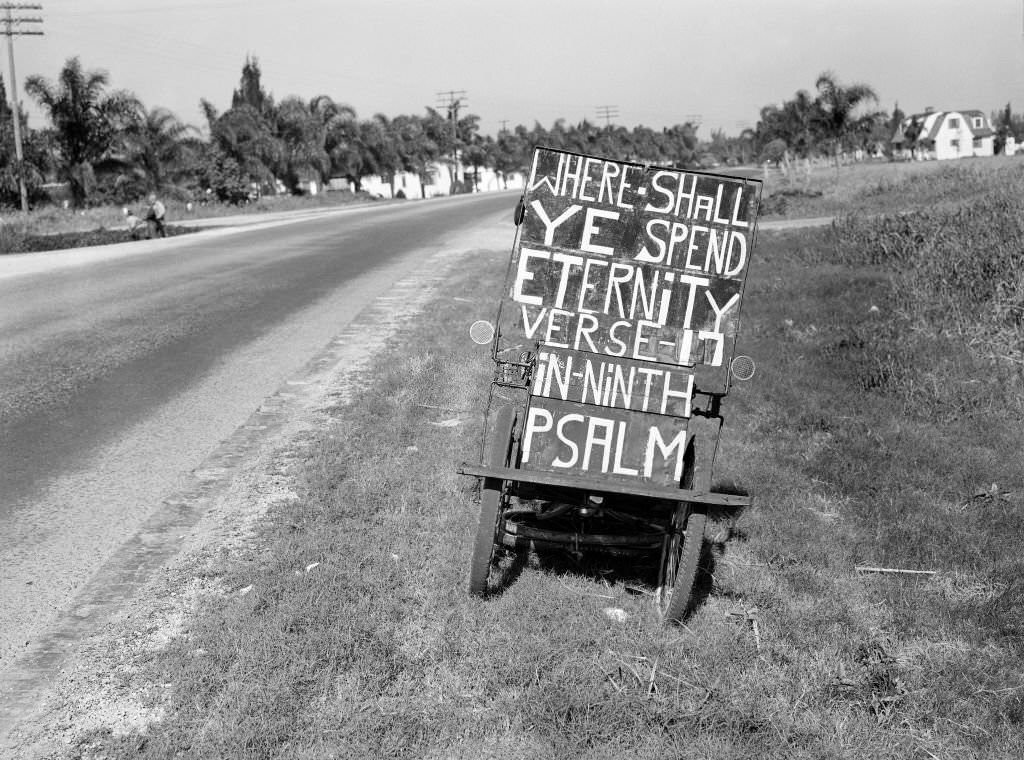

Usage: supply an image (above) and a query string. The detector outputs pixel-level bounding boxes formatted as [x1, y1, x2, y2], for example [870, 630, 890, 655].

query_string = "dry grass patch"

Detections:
[66, 223, 1023, 757]
[761, 154, 1024, 220]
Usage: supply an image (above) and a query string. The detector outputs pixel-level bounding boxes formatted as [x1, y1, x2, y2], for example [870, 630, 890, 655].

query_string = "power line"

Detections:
[2, 3, 43, 214]
[596, 104, 618, 126]
[49, 0, 267, 17]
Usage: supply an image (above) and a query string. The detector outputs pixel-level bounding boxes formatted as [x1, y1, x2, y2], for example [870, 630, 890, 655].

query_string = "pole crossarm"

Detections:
[596, 105, 619, 127]
[435, 89, 467, 181]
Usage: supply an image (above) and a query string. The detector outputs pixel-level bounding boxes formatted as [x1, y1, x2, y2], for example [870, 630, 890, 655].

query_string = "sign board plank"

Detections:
[520, 396, 690, 488]
[531, 347, 695, 418]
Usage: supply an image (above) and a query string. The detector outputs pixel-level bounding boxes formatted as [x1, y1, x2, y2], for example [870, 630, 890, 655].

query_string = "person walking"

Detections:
[145, 192, 167, 238]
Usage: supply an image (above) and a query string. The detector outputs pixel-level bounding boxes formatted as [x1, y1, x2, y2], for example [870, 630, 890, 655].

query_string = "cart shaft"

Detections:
[457, 462, 750, 508]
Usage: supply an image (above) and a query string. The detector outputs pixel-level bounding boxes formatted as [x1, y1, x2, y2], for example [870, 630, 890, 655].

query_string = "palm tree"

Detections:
[460, 132, 491, 192]
[24, 56, 139, 205]
[275, 96, 330, 193]
[122, 105, 196, 192]
[814, 71, 878, 165]
[489, 128, 527, 188]
[390, 113, 442, 197]
[311, 95, 359, 184]
[201, 98, 282, 188]
[781, 89, 821, 158]
[659, 124, 698, 168]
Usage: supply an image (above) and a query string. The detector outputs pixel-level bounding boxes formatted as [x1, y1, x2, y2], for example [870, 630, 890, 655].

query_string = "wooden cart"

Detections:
[459, 148, 762, 623]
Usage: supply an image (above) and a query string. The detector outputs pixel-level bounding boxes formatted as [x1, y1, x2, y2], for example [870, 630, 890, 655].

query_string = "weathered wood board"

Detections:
[498, 148, 762, 488]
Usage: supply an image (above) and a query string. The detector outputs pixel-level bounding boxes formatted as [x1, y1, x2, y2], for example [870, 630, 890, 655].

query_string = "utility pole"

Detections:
[436, 89, 466, 184]
[596, 105, 619, 127]
[498, 119, 509, 134]
[2, 3, 42, 214]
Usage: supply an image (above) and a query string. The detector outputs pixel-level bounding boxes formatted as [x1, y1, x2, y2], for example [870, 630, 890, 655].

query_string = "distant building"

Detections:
[891, 109, 995, 160]
[349, 161, 525, 200]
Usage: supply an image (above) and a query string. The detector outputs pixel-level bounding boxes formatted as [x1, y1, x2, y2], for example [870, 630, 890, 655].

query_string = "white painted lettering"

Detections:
[551, 251, 584, 309]
[723, 230, 747, 277]
[693, 193, 714, 222]
[677, 274, 710, 329]
[543, 308, 573, 349]
[706, 291, 740, 331]
[644, 427, 689, 481]
[521, 304, 547, 339]
[632, 319, 659, 361]
[513, 247, 549, 305]
[578, 258, 608, 313]
[731, 186, 749, 227]
[645, 171, 675, 214]
[660, 371, 694, 416]
[578, 157, 600, 202]
[521, 407, 553, 463]
[580, 207, 619, 256]
[572, 312, 601, 353]
[551, 413, 584, 467]
[674, 174, 698, 218]
[698, 330, 725, 365]
[607, 320, 629, 357]
[583, 417, 616, 473]
[612, 422, 639, 476]
[530, 200, 582, 246]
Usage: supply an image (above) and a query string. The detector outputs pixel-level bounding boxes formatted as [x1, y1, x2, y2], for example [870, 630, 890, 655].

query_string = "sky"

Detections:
[6, 0, 1024, 138]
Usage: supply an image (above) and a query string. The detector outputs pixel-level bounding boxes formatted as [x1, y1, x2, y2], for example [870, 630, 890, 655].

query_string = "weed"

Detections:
[65, 208, 1024, 758]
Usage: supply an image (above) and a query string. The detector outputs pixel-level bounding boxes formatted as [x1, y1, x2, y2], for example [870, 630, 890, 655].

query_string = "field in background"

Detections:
[758, 153, 1024, 219]
[28, 160, 1024, 758]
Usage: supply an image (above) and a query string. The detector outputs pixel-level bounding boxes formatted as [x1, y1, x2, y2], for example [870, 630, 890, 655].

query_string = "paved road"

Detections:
[0, 192, 516, 667]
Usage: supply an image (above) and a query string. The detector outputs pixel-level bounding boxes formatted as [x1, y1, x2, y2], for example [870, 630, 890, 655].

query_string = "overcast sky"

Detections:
[8, 0, 1024, 137]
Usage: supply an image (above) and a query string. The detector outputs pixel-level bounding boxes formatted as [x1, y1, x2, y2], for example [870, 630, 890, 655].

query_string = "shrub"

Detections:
[834, 188, 1024, 363]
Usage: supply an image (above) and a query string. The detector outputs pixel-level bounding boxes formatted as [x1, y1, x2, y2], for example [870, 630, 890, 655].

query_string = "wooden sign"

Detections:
[500, 148, 761, 487]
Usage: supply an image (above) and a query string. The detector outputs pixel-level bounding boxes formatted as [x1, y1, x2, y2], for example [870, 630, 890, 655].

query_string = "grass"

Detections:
[60, 202, 1024, 757]
[0, 191, 378, 254]
[0, 223, 199, 253]
[759, 153, 1024, 219]
[28, 157, 1021, 757]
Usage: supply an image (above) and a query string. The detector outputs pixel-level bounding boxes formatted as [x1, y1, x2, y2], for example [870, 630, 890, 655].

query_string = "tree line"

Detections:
[3, 56, 1021, 210]
[0, 55, 703, 209]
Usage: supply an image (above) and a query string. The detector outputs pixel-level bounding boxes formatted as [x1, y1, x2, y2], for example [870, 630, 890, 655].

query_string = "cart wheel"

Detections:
[468, 405, 515, 596]
[656, 440, 707, 624]
[655, 505, 707, 624]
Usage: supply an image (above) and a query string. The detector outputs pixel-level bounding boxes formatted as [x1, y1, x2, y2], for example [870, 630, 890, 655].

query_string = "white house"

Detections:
[892, 109, 995, 160]
[346, 161, 525, 200]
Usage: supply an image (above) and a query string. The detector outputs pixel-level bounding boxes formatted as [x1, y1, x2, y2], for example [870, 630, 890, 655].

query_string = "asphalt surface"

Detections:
[0, 192, 516, 667]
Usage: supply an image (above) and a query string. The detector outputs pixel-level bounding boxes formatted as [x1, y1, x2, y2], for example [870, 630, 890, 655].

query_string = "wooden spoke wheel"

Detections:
[656, 439, 707, 624]
[468, 405, 515, 596]
[655, 505, 707, 624]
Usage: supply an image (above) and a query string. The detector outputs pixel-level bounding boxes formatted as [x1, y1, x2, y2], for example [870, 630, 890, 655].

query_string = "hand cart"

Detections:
[459, 148, 762, 623]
